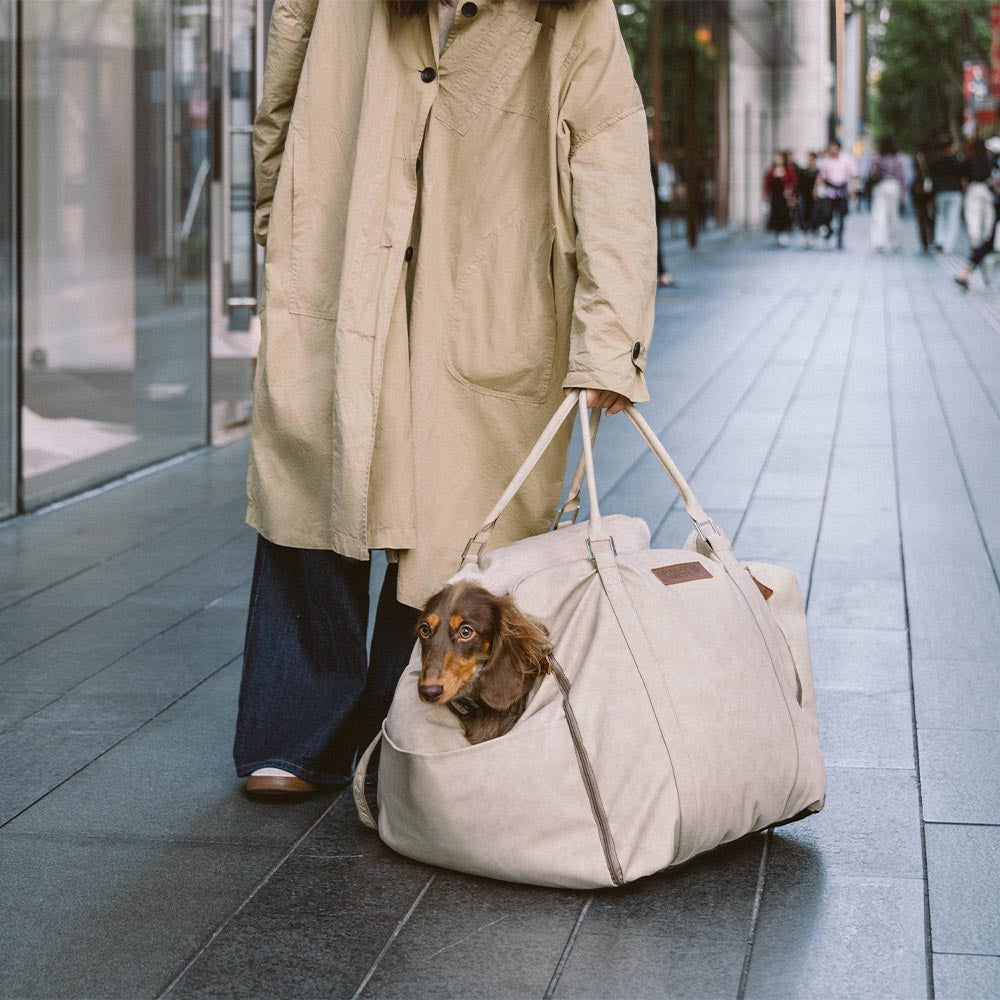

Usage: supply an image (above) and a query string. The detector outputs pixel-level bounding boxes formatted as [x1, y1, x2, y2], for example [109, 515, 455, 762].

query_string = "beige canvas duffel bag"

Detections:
[354, 390, 826, 889]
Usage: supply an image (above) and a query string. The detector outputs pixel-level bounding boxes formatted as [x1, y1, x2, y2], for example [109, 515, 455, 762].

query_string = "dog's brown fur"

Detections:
[415, 581, 552, 744]
[385, 0, 591, 22]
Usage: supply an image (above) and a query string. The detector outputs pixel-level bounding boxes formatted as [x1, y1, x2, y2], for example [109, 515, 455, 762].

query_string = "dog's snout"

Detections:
[419, 684, 445, 703]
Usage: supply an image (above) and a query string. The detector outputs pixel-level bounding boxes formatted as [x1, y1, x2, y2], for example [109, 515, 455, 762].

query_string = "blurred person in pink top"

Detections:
[815, 140, 857, 249]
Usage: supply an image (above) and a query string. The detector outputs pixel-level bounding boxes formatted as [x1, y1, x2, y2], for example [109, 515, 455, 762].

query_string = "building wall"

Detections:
[725, 0, 834, 228]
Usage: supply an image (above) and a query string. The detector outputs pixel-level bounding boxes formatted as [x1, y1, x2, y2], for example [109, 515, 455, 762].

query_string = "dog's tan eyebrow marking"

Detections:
[426, 613, 440, 629]
[449, 614, 464, 630]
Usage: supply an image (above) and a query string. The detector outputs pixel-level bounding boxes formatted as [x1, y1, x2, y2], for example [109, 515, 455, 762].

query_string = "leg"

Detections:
[352, 561, 422, 756]
[233, 534, 371, 785]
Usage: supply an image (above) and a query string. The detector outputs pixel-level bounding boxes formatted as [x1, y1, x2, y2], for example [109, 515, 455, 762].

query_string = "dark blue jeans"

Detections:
[233, 534, 421, 785]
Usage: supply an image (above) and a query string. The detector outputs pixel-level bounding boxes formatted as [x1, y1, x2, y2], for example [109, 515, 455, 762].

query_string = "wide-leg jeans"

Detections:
[233, 534, 421, 785]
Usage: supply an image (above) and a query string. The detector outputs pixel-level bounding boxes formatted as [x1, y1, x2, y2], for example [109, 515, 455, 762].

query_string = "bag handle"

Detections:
[460, 389, 731, 569]
[549, 407, 601, 530]
[352, 730, 382, 831]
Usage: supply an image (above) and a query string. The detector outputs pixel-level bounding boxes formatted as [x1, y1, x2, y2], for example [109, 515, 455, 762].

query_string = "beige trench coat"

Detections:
[248, 0, 657, 608]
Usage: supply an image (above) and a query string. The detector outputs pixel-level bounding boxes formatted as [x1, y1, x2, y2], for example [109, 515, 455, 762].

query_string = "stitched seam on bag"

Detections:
[593, 559, 698, 861]
[551, 658, 624, 886]
[718, 557, 803, 815]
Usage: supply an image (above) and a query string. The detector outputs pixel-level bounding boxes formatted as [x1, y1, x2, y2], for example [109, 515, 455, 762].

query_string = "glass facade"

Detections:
[0, 0, 15, 517]
[1, 0, 263, 517]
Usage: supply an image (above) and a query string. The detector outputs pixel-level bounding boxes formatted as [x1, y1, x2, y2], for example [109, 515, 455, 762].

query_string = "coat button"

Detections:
[404, 246, 414, 262]
[461, 1, 477, 15]
[420, 66, 436, 83]
[632, 341, 642, 361]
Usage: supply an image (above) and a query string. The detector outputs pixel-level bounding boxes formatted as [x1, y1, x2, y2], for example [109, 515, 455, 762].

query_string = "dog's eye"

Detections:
[457, 624, 476, 640]
[417, 621, 432, 639]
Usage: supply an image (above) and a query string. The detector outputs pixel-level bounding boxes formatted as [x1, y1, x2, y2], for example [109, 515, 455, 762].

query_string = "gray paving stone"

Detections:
[773, 766, 922, 878]
[361, 873, 581, 1000]
[933, 953, 1000, 1000]
[806, 575, 907, 630]
[0, 831, 276, 1000]
[554, 835, 766, 1000]
[807, 625, 910, 693]
[0, 690, 54, 732]
[745, 844, 927, 999]
[0, 692, 172, 825]
[1, 540, 254, 695]
[925, 824, 1000, 956]
[918, 729, 1000, 825]
[912, 658, 1000, 732]
[168, 798, 435, 1000]
[816, 689, 915, 769]
[5, 662, 337, 845]
[0, 443, 250, 608]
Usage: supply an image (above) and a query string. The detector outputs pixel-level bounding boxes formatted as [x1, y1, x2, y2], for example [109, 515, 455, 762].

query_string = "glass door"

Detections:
[210, 0, 270, 442]
[18, 0, 211, 508]
[0, 0, 14, 516]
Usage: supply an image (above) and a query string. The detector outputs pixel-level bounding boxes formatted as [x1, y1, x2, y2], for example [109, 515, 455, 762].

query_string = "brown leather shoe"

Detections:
[244, 773, 319, 796]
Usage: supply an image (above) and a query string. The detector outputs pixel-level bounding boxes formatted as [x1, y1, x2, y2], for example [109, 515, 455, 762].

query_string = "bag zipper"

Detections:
[549, 656, 624, 887]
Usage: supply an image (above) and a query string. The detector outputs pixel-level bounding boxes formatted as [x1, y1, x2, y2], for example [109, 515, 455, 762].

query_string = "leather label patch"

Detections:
[751, 573, 774, 600]
[651, 562, 713, 587]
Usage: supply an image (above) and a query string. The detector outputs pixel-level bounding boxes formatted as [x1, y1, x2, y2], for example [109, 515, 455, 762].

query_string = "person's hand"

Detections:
[565, 387, 630, 416]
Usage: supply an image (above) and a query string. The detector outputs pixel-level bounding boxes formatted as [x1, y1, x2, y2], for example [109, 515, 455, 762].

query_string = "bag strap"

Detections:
[460, 390, 731, 569]
[550, 407, 601, 530]
[352, 730, 382, 830]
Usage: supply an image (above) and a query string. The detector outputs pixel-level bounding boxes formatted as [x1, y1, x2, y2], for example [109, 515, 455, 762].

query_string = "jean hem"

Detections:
[235, 757, 353, 786]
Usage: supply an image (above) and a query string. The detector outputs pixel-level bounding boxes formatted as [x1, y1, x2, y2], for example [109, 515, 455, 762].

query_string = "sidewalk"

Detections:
[2, 215, 998, 999]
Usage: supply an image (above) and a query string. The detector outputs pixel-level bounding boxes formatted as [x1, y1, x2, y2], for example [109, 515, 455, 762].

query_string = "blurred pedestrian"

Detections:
[955, 138, 1000, 291]
[764, 151, 796, 246]
[796, 151, 820, 246]
[815, 140, 856, 250]
[868, 135, 905, 253]
[649, 125, 676, 288]
[963, 138, 995, 250]
[930, 139, 965, 253]
[911, 137, 935, 252]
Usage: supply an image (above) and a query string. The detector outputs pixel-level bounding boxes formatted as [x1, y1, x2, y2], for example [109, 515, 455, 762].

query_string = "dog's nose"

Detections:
[419, 684, 444, 703]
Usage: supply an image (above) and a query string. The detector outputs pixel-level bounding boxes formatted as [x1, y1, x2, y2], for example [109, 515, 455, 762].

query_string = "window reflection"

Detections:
[20, 0, 210, 507]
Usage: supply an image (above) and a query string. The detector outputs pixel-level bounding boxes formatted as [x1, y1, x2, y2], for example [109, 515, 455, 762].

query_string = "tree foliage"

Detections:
[872, 0, 990, 150]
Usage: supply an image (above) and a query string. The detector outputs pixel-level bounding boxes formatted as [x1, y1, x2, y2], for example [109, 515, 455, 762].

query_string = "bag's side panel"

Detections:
[609, 550, 802, 864]
[376, 719, 615, 889]
[746, 561, 827, 815]
[514, 561, 683, 883]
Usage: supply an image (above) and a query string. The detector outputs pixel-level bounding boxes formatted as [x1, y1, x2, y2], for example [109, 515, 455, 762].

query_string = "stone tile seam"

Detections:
[0, 578, 251, 739]
[0, 653, 242, 832]
[727, 266, 857, 559]
[349, 874, 437, 1000]
[910, 272, 1000, 597]
[923, 820, 1000, 829]
[884, 266, 937, 1000]
[156, 786, 354, 1000]
[933, 950, 1000, 958]
[0, 494, 248, 615]
[600, 265, 820, 504]
[736, 827, 772, 1000]
[652, 270, 838, 541]
[0, 526, 252, 670]
[930, 251, 1000, 422]
[543, 894, 594, 1000]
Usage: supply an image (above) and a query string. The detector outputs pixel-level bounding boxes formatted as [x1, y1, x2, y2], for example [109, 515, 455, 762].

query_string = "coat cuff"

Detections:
[562, 363, 649, 404]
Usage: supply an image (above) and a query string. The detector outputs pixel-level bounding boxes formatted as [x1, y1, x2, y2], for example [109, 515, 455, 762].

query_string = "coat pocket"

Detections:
[288, 125, 341, 320]
[446, 215, 558, 403]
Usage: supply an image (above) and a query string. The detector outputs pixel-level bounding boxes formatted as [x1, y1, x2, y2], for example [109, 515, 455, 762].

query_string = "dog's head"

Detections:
[415, 581, 552, 711]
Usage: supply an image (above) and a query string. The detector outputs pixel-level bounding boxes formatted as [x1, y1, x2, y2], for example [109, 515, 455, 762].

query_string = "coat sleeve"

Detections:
[558, 0, 657, 404]
[252, 0, 320, 247]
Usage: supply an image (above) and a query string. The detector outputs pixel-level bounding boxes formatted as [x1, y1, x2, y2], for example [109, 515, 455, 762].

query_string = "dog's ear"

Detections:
[478, 596, 553, 711]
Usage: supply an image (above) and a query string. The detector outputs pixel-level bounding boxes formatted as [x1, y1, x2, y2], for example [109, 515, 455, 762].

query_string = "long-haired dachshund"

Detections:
[415, 581, 553, 745]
